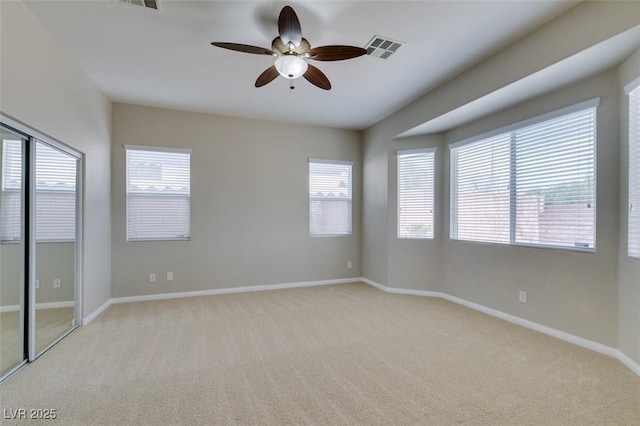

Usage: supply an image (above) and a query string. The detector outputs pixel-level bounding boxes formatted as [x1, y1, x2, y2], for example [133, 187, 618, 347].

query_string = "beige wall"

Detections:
[387, 135, 444, 291]
[0, 243, 22, 307]
[362, 1, 639, 354]
[1, 243, 76, 306]
[111, 103, 361, 298]
[362, 125, 389, 285]
[35, 243, 76, 305]
[0, 1, 112, 318]
[362, 1, 639, 290]
[442, 70, 620, 347]
[618, 50, 640, 365]
[365, 70, 623, 346]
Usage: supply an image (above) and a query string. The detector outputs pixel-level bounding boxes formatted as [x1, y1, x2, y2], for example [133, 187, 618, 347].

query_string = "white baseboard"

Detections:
[360, 278, 443, 298]
[1, 301, 74, 313]
[439, 292, 619, 358]
[38, 301, 75, 310]
[361, 277, 640, 378]
[617, 350, 640, 377]
[82, 298, 112, 325]
[360, 277, 387, 292]
[111, 277, 359, 304]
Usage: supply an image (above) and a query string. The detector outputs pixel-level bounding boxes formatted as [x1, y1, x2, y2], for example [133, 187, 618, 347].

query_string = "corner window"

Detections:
[126, 145, 191, 241]
[450, 100, 597, 251]
[309, 159, 352, 236]
[397, 148, 435, 239]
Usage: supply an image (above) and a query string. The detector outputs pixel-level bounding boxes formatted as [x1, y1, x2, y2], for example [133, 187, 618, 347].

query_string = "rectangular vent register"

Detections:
[116, 0, 160, 11]
[365, 35, 404, 59]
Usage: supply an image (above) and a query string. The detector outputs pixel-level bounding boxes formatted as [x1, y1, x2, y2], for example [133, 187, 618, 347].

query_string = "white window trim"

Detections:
[627, 78, 640, 260]
[396, 147, 437, 156]
[308, 158, 353, 166]
[624, 76, 640, 95]
[396, 147, 436, 240]
[449, 98, 600, 150]
[449, 102, 597, 253]
[124, 144, 192, 155]
[308, 158, 353, 237]
[125, 144, 191, 242]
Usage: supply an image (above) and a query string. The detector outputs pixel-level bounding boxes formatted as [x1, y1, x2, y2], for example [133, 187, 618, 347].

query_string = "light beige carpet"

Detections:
[1, 307, 75, 377]
[1, 282, 639, 425]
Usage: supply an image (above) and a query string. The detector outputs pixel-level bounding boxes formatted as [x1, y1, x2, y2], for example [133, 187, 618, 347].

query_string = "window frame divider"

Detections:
[509, 133, 517, 244]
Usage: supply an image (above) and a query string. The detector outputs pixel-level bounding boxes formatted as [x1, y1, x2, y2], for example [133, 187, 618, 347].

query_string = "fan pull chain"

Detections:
[289, 77, 295, 95]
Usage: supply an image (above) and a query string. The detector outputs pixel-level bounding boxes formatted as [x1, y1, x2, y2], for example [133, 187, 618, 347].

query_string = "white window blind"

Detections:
[1, 138, 23, 242]
[126, 146, 191, 241]
[35, 142, 77, 242]
[451, 134, 511, 244]
[451, 103, 596, 250]
[309, 159, 352, 236]
[629, 84, 640, 259]
[1, 139, 77, 242]
[397, 148, 435, 239]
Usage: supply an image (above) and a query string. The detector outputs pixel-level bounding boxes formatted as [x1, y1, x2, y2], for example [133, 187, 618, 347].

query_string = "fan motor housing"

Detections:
[272, 37, 310, 56]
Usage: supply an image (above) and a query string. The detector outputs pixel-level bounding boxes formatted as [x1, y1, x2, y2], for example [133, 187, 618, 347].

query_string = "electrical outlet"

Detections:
[149, 273, 156, 283]
[53, 278, 61, 288]
[519, 291, 527, 303]
[347, 261, 352, 269]
[35, 279, 40, 289]
[166, 272, 173, 281]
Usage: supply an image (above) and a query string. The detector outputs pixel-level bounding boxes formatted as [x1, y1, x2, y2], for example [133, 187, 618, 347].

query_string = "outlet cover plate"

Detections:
[519, 291, 527, 303]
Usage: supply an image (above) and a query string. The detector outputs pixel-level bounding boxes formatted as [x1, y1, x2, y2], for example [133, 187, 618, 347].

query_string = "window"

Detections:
[309, 159, 352, 236]
[126, 145, 191, 241]
[628, 81, 640, 259]
[2, 139, 77, 242]
[397, 148, 435, 239]
[450, 100, 597, 250]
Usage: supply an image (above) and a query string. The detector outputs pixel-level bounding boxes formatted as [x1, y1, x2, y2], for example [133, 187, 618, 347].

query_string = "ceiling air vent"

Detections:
[365, 35, 404, 59]
[116, 0, 160, 11]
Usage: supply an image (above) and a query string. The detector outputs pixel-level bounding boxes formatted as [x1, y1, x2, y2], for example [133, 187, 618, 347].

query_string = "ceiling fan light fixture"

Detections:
[212, 6, 365, 90]
[275, 55, 307, 79]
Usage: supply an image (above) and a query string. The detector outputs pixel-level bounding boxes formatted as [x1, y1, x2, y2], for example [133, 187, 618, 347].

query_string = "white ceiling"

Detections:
[24, 0, 582, 130]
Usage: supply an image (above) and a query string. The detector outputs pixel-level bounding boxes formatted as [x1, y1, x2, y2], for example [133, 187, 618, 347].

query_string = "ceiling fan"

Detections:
[211, 5, 366, 91]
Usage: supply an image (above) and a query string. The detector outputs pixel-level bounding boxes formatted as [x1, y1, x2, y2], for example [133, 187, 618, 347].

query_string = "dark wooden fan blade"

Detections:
[278, 6, 302, 48]
[211, 42, 274, 56]
[303, 64, 331, 90]
[255, 65, 280, 87]
[306, 45, 367, 61]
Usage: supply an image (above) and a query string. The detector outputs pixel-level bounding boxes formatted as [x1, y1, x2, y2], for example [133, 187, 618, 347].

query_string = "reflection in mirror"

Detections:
[0, 128, 26, 377]
[34, 141, 77, 355]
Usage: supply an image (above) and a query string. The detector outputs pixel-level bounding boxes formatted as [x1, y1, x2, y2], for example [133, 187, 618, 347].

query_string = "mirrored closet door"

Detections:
[33, 140, 80, 356]
[0, 117, 83, 383]
[0, 126, 28, 378]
